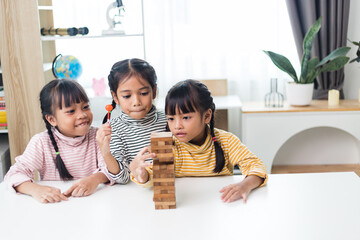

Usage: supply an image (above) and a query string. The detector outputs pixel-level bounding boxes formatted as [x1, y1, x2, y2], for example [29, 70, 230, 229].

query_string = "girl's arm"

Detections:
[97, 123, 132, 184]
[219, 175, 264, 203]
[15, 181, 68, 203]
[96, 123, 120, 175]
[4, 134, 45, 192]
[63, 172, 109, 197]
[227, 133, 267, 186]
[219, 132, 267, 203]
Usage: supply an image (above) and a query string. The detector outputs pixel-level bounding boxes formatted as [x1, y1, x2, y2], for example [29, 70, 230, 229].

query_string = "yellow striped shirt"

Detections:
[131, 128, 267, 187]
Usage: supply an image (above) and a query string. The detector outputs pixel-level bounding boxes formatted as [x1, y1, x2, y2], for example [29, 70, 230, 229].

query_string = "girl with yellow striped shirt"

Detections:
[131, 79, 267, 203]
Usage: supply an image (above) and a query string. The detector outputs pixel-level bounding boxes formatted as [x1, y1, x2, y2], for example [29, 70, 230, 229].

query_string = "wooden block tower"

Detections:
[150, 132, 176, 210]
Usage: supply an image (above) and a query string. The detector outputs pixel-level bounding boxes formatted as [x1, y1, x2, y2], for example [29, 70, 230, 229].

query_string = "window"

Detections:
[53, 0, 299, 107]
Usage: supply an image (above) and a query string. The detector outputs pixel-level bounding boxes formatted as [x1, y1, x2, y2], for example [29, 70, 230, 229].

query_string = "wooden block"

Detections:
[151, 139, 172, 145]
[155, 153, 174, 158]
[151, 132, 173, 139]
[151, 145, 173, 151]
[153, 178, 175, 183]
[153, 163, 174, 171]
[152, 149, 173, 155]
[154, 201, 176, 205]
[155, 203, 176, 209]
[153, 181, 175, 186]
[153, 185, 175, 191]
[153, 172, 175, 178]
[154, 188, 175, 194]
[153, 194, 176, 202]
[159, 157, 174, 163]
[152, 157, 174, 163]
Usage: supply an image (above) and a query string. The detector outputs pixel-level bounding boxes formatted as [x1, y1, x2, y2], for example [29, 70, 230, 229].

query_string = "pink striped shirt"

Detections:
[4, 126, 114, 191]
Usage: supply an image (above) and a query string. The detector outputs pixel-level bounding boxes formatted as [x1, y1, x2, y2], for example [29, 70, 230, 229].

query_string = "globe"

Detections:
[52, 54, 82, 80]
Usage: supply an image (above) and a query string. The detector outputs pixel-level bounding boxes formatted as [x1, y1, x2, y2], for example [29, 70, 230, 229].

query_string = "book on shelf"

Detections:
[0, 91, 6, 128]
[0, 123, 7, 130]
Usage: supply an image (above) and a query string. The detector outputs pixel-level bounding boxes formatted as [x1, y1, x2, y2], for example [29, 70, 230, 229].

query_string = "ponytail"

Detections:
[209, 103, 225, 173]
[102, 100, 117, 124]
[44, 120, 73, 180]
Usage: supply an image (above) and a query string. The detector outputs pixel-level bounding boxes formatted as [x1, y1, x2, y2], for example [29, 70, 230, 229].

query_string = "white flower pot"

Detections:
[286, 82, 314, 106]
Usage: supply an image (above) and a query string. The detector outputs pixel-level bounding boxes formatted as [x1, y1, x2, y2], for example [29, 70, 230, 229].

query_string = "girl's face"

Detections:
[167, 108, 212, 146]
[112, 76, 156, 120]
[46, 101, 93, 138]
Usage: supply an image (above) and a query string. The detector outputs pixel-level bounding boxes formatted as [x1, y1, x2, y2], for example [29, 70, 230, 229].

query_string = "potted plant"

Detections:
[264, 17, 350, 106]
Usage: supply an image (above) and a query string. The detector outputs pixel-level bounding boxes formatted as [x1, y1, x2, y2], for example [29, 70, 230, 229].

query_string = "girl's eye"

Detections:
[183, 116, 191, 120]
[66, 109, 75, 114]
[122, 95, 131, 99]
[167, 117, 174, 121]
[140, 92, 149, 96]
[83, 105, 90, 110]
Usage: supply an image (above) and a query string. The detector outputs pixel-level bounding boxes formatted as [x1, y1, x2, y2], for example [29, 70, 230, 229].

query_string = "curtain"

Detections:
[53, 0, 299, 102]
[144, 0, 299, 100]
[286, 0, 350, 99]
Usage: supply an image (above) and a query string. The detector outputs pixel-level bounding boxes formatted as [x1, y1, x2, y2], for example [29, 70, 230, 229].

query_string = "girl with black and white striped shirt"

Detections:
[96, 59, 167, 184]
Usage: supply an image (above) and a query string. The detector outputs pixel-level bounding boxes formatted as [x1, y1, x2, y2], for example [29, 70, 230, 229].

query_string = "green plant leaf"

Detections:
[301, 17, 322, 80]
[350, 57, 360, 63]
[263, 50, 298, 83]
[316, 47, 350, 67]
[303, 57, 319, 83]
[317, 56, 349, 74]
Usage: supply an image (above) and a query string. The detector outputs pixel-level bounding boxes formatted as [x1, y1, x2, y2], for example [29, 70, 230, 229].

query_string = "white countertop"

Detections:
[1, 172, 359, 240]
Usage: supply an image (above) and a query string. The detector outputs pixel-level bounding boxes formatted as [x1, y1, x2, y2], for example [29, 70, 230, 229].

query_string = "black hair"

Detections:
[165, 79, 225, 173]
[102, 58, 157, 123]
[40, 79, 89, 180]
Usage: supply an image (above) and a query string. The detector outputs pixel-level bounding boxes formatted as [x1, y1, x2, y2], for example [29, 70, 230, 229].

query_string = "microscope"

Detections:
[102, 0, 125, 35]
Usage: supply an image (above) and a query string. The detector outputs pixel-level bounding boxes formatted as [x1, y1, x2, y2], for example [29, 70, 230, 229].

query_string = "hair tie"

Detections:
[56, 152, 60, 155]
[212, 137, 216, 142]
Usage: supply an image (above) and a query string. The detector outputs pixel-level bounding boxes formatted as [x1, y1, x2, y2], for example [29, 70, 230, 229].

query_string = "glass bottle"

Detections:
[265, 78, 284, 107]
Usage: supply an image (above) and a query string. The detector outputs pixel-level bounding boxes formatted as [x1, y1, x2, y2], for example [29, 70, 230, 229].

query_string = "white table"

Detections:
[241, 100, 360, 173]
[1, 172, 360, 240]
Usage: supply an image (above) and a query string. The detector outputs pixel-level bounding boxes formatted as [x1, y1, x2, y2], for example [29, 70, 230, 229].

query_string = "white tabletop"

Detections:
[1, 172, 360, 240]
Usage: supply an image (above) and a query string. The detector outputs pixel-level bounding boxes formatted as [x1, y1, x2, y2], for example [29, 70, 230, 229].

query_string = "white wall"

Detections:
[344, 0, 360, 99]
[273, 127, 360, 165]
[273, 3, 360, 166]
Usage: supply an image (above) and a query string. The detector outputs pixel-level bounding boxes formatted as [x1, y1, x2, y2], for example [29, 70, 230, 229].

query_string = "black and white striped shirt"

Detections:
[108, 106, 167, 184]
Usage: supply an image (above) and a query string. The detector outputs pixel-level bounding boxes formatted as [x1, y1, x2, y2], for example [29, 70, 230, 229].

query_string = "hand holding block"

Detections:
[151, 132, 176, 210]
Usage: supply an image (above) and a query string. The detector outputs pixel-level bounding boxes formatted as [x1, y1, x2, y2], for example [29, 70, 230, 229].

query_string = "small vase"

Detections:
[265, 78, 284, 107]
[286, 82, 314, 106]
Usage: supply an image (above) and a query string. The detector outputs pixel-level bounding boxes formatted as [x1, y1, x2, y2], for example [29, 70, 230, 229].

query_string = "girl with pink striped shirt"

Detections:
[4, 79, 113, 203]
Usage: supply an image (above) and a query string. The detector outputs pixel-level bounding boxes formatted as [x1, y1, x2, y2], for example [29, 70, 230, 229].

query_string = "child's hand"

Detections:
[63, 175, 99, 197]
[220, 175, 264, 203]
[96, 123, 112, 156]
[32, 185, 68, 203]
[219, 182, 251, 203]
[129, 147, 154, 183]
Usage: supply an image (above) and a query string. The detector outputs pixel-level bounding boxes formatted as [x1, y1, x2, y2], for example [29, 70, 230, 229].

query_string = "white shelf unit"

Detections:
[39, 0, 146, 81]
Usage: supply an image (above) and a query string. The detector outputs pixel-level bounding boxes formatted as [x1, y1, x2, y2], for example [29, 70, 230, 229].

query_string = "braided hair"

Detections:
[102, 58, 157, 123]
[40, 79, 89, 180]
[165, 79, 225, 173]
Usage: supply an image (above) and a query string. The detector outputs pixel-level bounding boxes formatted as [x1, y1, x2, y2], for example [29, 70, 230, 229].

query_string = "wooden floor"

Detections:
[271, 164, 360, 177]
